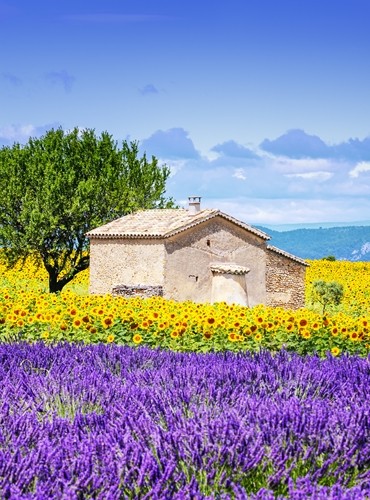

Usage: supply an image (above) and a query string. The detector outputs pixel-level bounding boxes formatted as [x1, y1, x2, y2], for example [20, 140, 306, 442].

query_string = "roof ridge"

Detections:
[87, 207, 270, 241]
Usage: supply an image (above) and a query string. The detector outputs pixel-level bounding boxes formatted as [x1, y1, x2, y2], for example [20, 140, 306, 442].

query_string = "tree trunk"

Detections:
[45, 256, 90, 293]
[48, 268, 65, 293]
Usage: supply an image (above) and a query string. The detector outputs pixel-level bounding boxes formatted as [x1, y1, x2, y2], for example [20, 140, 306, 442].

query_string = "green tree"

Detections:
[322, 255, 336, 261]
[311, 280, 344, 314]
[0, 127, 174, 292]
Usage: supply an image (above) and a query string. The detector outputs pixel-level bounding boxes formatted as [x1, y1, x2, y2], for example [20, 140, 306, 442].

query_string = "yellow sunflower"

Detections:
[133, 334, 143, 344]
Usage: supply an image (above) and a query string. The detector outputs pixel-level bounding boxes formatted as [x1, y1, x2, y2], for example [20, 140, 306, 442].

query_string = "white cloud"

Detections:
[0, 124, 37, 141]
[146, 131, 370, 224]
[160, 159, 187, 176]
[200, 197, 370, 225]
[232, 168, 247, 181]
[285, 171, 333, 182]
[0, 122, 63, 146]
[271, 156, 334, 174]
[349, 161, 370, 178]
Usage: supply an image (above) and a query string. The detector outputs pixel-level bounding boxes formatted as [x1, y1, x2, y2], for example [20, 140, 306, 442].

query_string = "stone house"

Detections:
[87, 197, 308, 309]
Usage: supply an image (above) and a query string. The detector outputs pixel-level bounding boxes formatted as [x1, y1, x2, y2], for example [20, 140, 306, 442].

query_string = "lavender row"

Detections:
[0, 343, 369, 498]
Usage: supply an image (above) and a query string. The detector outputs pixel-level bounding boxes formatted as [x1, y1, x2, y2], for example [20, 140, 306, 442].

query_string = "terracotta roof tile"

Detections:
[86, 208, 270, 240]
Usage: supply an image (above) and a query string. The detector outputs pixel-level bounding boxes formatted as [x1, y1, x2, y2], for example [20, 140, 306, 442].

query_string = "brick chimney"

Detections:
[188, 196, 201, 215]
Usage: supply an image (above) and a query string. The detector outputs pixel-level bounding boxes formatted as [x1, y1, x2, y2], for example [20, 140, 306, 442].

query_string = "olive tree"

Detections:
[0, 127, 174, 292]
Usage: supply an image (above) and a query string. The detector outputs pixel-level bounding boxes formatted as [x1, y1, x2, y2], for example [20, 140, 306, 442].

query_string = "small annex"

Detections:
[87, 197, 308, 309]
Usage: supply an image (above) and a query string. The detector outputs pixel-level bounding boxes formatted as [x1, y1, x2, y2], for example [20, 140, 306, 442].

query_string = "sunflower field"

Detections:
[1, 255, 370, 357]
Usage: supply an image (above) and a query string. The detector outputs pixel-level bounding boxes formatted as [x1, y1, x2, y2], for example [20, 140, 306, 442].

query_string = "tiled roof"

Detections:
[210, 263, 250, 275]
[86, 208, 270, 240]
[267, 245, 309, 266]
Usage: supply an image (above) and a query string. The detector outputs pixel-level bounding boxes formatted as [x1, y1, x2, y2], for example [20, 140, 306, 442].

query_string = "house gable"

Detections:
[163, 216, 268, 305]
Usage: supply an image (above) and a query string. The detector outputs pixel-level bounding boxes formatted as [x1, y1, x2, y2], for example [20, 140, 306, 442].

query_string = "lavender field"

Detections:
[0, 343, 369, 499]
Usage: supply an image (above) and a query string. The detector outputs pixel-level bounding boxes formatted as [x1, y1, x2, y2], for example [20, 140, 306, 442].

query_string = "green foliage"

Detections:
[322, 255, 336, 261]
[0, 128, 174, 292]
[311, 280, 344, 314]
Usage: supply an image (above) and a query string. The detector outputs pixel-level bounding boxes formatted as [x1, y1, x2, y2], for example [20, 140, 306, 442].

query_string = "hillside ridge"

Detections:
[255, 225, 370, 261]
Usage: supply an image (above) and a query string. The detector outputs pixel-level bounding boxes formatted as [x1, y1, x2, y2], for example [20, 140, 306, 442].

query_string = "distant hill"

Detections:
[255, 225, 370, 261]
[259, 220, 370, 231]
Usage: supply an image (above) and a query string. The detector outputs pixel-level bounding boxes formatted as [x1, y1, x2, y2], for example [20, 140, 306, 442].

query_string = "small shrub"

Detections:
[311, 280, 344, 314]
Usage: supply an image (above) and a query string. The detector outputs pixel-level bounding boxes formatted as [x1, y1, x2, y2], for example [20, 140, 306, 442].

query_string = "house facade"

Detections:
[87, 197, 308, 309]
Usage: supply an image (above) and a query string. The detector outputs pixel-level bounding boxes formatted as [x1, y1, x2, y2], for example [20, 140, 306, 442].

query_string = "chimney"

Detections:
[188, 196, 201, 215]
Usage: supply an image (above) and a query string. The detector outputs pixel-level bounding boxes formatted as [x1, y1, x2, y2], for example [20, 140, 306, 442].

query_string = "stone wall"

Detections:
[265, 249, 307, 309]
[89, 238, 165, 294]
[112, 284, 163, 298]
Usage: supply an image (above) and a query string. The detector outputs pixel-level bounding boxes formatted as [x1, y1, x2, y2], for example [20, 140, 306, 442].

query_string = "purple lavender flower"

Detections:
[0, 343, 369, 498]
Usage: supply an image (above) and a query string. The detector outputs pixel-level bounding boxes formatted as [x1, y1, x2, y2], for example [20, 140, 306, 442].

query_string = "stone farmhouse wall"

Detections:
[265, 249, 306, 309]
[164, 218, 267, 306]
[89, 239, 165, 295]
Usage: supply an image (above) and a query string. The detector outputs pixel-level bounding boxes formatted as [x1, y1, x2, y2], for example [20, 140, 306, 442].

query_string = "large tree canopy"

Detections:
[0, 127, 174, 292]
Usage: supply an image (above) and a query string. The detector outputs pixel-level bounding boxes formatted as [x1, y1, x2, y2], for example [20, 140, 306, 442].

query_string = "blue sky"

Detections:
[1, 0, 370, 225]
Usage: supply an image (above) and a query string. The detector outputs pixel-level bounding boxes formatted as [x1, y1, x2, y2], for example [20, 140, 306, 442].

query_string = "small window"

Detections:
[206, 239, 211, 247]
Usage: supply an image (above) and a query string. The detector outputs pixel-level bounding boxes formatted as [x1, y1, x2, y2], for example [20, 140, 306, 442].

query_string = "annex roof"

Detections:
[86, 208, 270, 241]
[210, 263, 250, 275]
[267, 245, 309, 266]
